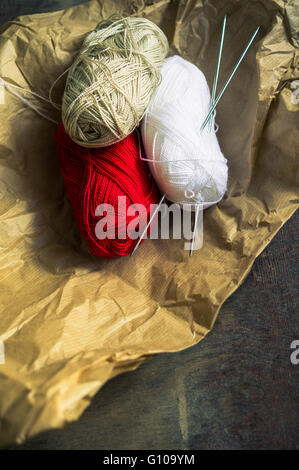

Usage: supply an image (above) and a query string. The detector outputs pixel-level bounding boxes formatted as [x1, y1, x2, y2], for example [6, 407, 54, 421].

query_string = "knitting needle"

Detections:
[130, 194, 165, 256]
[191, 17, 227, 255]
[133, 25, 260, 257]
[201, 25, 260, 131]
[208, 15, 227, 131]
[190, 24, 260, 256]
[189, 203, 200, 257]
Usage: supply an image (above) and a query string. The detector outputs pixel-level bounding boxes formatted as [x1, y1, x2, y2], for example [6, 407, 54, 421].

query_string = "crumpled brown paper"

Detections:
[0, 0, 298, 447]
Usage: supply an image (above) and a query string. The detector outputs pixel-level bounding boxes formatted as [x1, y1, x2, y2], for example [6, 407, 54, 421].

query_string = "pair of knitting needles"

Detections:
[131, 18, 260, 257]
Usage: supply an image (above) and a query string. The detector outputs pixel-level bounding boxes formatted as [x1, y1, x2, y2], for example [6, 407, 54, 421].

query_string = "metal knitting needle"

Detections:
[190, 24, 260, 256]
[189, 203, 200, 257]
[130, 194, 165, 256]
[208, 15, 227, 131]
[201, 25, 260, 131]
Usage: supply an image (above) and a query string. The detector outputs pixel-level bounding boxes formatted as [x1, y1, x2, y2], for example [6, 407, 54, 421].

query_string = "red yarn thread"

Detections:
[55, 121, 160, 258]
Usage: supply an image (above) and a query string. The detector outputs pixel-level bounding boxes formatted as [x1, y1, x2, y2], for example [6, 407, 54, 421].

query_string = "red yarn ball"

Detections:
[55, 121, 160, 258]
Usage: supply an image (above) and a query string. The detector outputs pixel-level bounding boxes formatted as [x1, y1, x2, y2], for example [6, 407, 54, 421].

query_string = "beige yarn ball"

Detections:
[62, 16, 169, 147]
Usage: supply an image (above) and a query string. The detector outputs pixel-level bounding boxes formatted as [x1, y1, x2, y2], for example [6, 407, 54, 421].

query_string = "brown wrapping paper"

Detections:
[0, 0, 298, 447]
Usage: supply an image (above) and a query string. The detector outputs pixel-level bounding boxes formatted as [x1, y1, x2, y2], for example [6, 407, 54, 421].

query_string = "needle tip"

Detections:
[130, 246, 137, 257]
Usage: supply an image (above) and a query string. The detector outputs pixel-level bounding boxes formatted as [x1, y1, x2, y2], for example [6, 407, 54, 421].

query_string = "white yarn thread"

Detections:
[141, 55, 228, 210]
[0, 77, 59, 124]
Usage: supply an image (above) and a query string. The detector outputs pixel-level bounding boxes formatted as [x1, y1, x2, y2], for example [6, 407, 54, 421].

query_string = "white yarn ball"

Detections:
[141, 55, 228, 209]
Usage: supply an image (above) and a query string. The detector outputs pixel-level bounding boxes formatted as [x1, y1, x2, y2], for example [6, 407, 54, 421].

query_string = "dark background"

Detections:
[1, 0, 298, 450]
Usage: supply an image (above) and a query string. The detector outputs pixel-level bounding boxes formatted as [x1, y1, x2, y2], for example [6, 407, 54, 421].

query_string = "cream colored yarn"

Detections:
[141, 56, 228, 209]
[62, 16, 169, 147]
